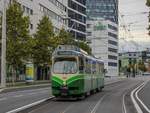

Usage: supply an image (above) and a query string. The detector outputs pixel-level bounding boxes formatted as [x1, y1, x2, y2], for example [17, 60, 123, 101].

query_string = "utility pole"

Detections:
[1, 0, 7, 88]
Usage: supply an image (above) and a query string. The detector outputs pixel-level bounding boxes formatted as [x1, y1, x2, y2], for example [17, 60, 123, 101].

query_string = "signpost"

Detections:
[1, 0, 7, 88]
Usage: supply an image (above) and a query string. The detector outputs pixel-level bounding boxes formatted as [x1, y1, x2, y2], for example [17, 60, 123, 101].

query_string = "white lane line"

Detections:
[131, 82, 145, 113]
[90, 95, 106, 113]
[28, 93, 37, 95]
[61, 104, 73, 113]
[122, 92, 127, 113]
[13, 95, 23, 98]
[6, 96, 54, 113]
[0, 97, 7, 101]
[136, 82, 150, 113]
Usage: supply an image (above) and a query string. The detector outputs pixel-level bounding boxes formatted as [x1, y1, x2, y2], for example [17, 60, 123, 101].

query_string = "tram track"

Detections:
[17, 79, 134, 113]
[7, 78, 146, 113]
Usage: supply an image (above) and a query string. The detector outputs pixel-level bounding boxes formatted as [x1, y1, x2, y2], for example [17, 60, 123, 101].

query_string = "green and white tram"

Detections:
[51, 45, 104, 97]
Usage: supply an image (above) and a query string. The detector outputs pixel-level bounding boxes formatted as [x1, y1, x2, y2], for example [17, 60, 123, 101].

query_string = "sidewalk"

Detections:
[105, 76, 126, 85]
[0, 81, 51, 93]
[0, 77, 126, 93]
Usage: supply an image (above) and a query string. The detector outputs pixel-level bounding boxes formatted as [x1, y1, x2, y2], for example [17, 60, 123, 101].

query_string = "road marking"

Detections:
[90, 95, 106, 113]
[28, 93, 37, 95]
[61, 104, 73, 113]
[122, 92, 127, 113]
[0, 97, 7, 101]
[136, 82, 150, 113]
[13, 95, 23, 98]
[131, 82, 145, 113]
[6, 96, 54, 113]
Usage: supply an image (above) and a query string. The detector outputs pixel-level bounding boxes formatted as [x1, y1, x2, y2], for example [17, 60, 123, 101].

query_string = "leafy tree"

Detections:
[146, 0, 150, 6]
[56, 28, 92, 54]
[146, 0, 150, 35]
[74, 41, 92, 55]
[138, 60, 147, 72]
[5, 2, 31, 83]
[32, 16, 54, 65]
[56, 28, 74, 45]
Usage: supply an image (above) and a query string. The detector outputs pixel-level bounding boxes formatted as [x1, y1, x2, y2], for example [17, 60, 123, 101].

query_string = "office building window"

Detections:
[108, 62, 117, 67]
[108, 40, 118, 46]
[108, 55, 117, 60]
[108, 32, 118, 39]
[108, 48, 118, 53]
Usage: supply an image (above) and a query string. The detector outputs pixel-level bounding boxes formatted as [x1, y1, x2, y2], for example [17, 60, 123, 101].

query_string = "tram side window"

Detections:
[79, 57, 84, 73]
[100, 64, 104, 75]
[99, 64, 102, 75]
[92, 61, 96, 74]
[85, 59, 91, 74]
[97, 63, 100, 75]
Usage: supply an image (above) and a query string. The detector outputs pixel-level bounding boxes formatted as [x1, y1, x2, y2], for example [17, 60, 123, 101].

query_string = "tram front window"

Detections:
[53, 58, 77, 74]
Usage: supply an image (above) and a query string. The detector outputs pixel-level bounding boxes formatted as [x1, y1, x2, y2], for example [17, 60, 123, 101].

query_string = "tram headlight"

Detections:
[63, 81, 66, 86]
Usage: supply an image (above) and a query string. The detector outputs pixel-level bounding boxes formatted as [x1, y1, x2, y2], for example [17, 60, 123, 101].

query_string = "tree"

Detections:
[146, 0, 150, 35]
[74, 41, 92, 55]
[5, 2, 31, 83]
[138, 60, 147, 72]
[56, 28, 92, 54]
[146, 0, 150, 6]
[32, 16, 54, 65]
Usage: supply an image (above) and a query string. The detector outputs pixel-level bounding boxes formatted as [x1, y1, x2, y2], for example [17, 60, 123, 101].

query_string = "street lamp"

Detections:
[1, 0, 7, 88]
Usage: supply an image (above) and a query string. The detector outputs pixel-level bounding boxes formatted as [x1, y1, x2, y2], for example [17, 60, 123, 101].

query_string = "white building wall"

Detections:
[87, 18, 119, 76]
[0, 0, 68, 34]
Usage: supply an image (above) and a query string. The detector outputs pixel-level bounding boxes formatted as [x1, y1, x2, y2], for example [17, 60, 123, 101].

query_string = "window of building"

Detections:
[108, 62, 117, 67]
[87, 32, 92, 36]
[108, 32, 118, 39]
[108, 40, 118, 46]
[108, 55, 117, 60]
[30, 23, 33, 29]
[87, 24, 91, 28]
[108, 24, 117, 31]
[39, 4, 65, 24]
[108, 48, 118, 53]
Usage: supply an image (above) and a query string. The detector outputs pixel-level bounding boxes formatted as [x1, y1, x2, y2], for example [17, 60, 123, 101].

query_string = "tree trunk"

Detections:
[11, 66, 16, 86]
[34, 64, 37, 81]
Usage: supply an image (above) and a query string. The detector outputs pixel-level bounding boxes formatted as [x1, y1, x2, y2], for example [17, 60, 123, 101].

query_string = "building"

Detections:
[86, 0, 118, 24]
[87, 18, 118, 76]
[0, 0, 68, 34]
[119, 50, 150, 74]
[68, 0, 86, 41]
[0, 0, 68, 81]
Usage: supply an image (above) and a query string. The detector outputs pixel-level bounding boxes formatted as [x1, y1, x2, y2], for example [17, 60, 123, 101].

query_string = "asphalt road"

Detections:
[138, 78, 150, 112]
[19, 78, 146, 113]
[0, 77, 123, 113]
[0, 87, 51, 113]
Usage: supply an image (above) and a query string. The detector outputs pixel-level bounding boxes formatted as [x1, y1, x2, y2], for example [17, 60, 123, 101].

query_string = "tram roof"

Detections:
[53, 45, 104, 64]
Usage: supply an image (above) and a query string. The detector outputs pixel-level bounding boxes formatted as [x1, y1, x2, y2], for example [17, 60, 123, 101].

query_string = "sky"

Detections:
[119, 0, 150, 52]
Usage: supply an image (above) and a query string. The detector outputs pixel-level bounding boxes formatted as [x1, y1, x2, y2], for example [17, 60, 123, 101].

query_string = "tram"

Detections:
[51, 45, 105, 98]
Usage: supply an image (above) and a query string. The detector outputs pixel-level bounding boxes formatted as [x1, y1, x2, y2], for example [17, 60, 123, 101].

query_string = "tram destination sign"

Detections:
[57, 51, 77, 56]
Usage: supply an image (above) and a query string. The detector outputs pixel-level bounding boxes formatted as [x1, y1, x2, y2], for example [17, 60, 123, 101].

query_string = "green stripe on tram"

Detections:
[51, 76, 63, 85]
[67, 74, 84, 85]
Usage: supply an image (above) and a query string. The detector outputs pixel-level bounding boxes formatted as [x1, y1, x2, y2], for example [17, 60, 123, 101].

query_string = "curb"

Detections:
[0, 83, 51, 93]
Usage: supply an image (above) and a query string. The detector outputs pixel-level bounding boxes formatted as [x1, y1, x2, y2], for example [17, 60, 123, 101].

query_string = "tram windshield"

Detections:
[53, 57, 77, 74]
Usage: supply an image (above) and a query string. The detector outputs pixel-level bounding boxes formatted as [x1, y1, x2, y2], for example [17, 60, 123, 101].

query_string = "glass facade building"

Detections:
[86, 0, 118, 24]
[68, 0, 86, 41]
